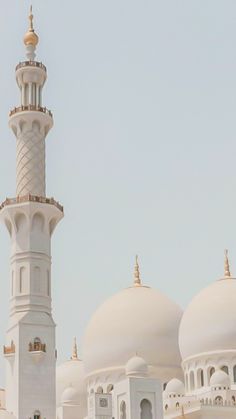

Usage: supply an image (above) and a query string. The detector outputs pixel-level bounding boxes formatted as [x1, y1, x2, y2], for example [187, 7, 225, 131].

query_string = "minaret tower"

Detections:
[0, 8, 63, 419]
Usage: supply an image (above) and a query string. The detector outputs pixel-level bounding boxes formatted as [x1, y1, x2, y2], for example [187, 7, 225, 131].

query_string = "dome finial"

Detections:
[71, 337, 78, 360]
[29, 5, 34, 31]
[134, 255, 141, 286]
[224, 249, 231, 279]
[23, 5, 39, 59]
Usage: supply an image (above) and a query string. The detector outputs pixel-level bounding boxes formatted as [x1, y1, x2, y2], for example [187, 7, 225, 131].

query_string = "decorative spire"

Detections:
[23, 6, 39, 60]
[224, 249, 231, 279]
[29, 5, 34, 31]
[71, 337, 78, 360]
[134, 255, 141, 286]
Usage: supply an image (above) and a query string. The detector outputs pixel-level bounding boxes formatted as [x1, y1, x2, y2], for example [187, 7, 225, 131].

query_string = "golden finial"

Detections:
[224, 249, 231, 279]
[134, 255, 141, 286]
[24, 5, 39, 47]
[71, 337, 78, 360]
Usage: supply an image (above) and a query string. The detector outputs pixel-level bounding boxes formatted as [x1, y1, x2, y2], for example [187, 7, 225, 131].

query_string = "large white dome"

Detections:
[179, 278, 236, 360]
[82, 283, 183, 382]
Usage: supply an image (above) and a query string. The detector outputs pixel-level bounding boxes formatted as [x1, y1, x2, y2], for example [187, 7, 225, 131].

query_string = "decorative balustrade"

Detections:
[0, 194, 63, 213]
[29, 340, 46, 353]
[164, 399, 236, 416]
[3, 341, 15, 355]
[9, 105, 52, 117]
[16, 60, 46, 72]
[201, 398, 236, 408]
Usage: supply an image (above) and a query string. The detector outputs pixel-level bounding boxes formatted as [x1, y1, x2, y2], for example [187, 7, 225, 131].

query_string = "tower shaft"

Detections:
[0, 9, 63, 419]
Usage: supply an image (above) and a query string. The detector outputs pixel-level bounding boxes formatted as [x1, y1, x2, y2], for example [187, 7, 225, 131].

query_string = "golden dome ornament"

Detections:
[23, 5, 39, 47]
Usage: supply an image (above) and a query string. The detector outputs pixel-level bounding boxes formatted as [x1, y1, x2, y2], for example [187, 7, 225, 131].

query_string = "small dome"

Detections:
[210, 370, 230, 387]
[56, 358, 86, 408]
[61, 386, 80, 405]
[125, 356, 148, 377]
[165, 378, 185, 395]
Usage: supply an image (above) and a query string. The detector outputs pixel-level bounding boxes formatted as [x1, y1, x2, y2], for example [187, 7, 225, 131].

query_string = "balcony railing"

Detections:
[3, 341, 15, 355]
[9, 105, 53, 118]
[29, 341, 46, 353]
[0, 194, 63, 213]
[15, 61, 47, 72]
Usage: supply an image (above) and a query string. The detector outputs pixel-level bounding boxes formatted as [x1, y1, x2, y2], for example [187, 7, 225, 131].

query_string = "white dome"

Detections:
[179, 279, 236, 360]
[83, 284, 183, 382]
[125, 356, 148, 377]
[61, 386, 80, 405]
[210, 370, 230, 387]
[56, 358, 86, 408]
[165, 378, 185, 395]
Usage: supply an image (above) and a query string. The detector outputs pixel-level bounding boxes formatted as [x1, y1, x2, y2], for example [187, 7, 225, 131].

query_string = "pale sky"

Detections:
[0, 0, 236, 385]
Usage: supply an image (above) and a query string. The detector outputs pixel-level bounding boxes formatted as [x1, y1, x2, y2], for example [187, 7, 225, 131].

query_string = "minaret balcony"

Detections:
[29, 343, 46, 353]
[9, 105, 52, 118]
[3, 341, 15, 358]
[29, 339, 46, 363]
[16, 60, 46, 72]
[0, 194, 63, 213]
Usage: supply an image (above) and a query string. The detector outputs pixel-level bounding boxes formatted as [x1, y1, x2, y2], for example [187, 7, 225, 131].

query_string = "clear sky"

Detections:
[0, 0, 236, 385]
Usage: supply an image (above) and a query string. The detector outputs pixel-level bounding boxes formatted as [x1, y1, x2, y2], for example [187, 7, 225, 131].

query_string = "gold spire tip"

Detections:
[224, 249, 231, 279]
[29, 5, 34, 31]
[71, 337, 78, 360]
[134, 255, 141, 286]
[23, 5, 39, 47]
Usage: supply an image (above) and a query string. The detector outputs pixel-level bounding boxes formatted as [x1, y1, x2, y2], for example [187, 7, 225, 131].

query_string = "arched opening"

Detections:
[209, 367, 215, 378]
[29, 337, 46, 353]
[15, 213, 27, 233]
[207, 366, 215, 385]
[33, 267, 40, 294]
[197, 369, 204, 388]
[233, 365, 236, 383]
[19, 266, 27, 294]
[163, 382, 167, 391]
[185, 374, 189, 391]
[165, 404, 168, 411]
[96, 386, 103, 394]
[201, 369, 204, 387]
[32, 212, 44, 232]
[215, 396, 223, 405]
[140, 399, 152, 419]
[189, 371, 194, 391]
[106, 384, 113, 393]
[33, 411, 41, 419]
[232, 395, 236, 403]
[176, 402, 180, 408]
[120, 401, 126, 419]
[221, 365, 229, 375]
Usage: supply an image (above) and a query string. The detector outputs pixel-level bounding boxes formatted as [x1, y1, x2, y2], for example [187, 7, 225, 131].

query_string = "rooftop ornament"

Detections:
[133, 255, 142, 286]
[224, 249, 231, 279]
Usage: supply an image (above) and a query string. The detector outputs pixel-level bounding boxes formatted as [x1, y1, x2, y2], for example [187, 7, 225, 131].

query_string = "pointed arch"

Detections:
[189, 371, 194, 391]
[140, 399, 152, 419]
[120, 400, 126, 419]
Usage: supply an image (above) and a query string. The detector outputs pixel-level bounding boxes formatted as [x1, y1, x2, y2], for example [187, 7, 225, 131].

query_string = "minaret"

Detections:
[0, 8, 63, 419]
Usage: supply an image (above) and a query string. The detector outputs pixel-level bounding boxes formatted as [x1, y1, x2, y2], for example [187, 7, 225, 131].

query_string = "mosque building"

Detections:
[0, 7, 236, 419]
